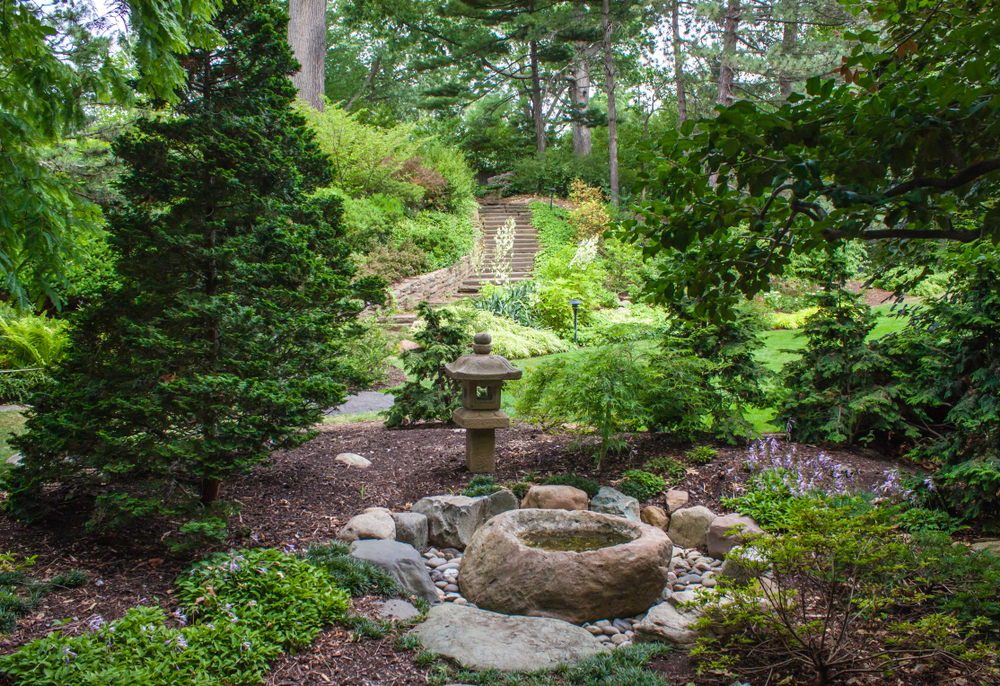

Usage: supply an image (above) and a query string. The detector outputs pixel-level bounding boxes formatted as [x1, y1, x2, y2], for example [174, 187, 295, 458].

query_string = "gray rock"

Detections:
[374, 599, 421, 621]
[349, 539, 440, 604]
[634, 601, 707, 646]
[338, 511, 395, 543]
[412, 490, 518, 550]
[392, 512, 429, 551]
[719, 545, 766, 585]
[971, 540, 1000, 556]
[664, 489, 689, 514]
[412, 604, 609, 671]
[667, 506, 716, 550]
[589, 487, 640, 521]
[335, 452, 372, 468]
[707, 514, 763, 559]
[5, 452, 21, 466]
[613, 618, 631, 633]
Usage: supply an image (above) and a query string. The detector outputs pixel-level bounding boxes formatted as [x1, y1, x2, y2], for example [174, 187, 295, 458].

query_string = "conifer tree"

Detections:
[2, 0, 379, 525]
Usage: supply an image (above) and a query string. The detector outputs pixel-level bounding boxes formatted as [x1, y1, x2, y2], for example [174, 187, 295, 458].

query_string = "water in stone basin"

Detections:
[518, 529, 632, 552]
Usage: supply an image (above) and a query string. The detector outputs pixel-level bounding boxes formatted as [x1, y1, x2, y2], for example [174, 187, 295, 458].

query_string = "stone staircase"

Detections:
[458, 203, 541, 297]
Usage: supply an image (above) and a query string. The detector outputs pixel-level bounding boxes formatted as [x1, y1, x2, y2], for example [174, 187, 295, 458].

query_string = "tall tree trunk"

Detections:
[570, 45, 592, 157]
[717, 0, 740, 107]
[778, 2, 798, 99]
[288, 0, 326, 110]
[602, 0, 619, 207]
[671, 0, 688, 124]
[530, 39, 546, 155]
[345, 55, 382, 111]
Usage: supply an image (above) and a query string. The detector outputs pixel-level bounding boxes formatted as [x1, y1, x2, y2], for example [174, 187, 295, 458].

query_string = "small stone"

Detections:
[392, 512, 429, 551]
[703, 577, 718, 588]
[338, 512, 395, 543]
[640, 506, 669, 530]
[625, 630, 634, 639]
[444, 584, 460, 593]
[521, 485, 590, 511]
[5, 453, 21, 466]
[423, 551, 436, 559]
[445, 592, 461, 600]
[586, 625, 603, 635]
[672, 583, 686, 591]
[435, 581, 448, 589]
[427, 557, 447, 568]
[617, 640, 632, 648]
[664, 490, 689, 514]
[602, 625, 620, 636]
[667, 572, 677, 582]
[610, 633, 629, 645]
[695, 562, 711, 572]
[399, 339, 421, 351]
[679, 574, 703, 585]
[708, 514, 763, 559]
[594, 619, 612, 628]
[612, 618, 631, 633]
[668, 506, 717, 550]
[440, 548, 462, 560]
[442, 568, 459, 578]
[336, 452, 371, 468]
[453, 597, 469, 605]
[374, 599, 421, 621]
[596, 634, 613, 643]
[589, 487, 641, 521]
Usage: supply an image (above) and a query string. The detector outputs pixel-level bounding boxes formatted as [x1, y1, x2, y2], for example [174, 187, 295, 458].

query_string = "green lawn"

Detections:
[0, 409, 26, 467]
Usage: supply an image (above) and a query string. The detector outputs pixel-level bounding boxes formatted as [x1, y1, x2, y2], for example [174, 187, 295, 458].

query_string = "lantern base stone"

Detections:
[466, 429, 496, 474]
[452, 407, 510, 430]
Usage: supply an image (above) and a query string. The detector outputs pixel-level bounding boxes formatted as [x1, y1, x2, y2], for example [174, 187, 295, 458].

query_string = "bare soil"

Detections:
[0, 421, 918, 684]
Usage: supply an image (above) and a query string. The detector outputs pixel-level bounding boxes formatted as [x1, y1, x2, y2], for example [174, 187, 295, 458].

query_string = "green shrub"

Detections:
[542, 473, 600, 498]
[507, 480, 533, 498]
[474, 281, 539, 328]
[684, 445, 718, 465]
[529, 202, 578, 251]
[418, 142, 477, 213]
[643, 456, 687, 483]
[0, 314, 70, 370]
[353, 239, 430, 285]
[463, 475, 502, 497]
[305, 543, 399, 597]
[510, 150, 609, 196]
[766, 306, 818, 330]
[721, 469, 803, 531]
[576, 304, 670, 347]
[400, 202, 477, 271]
[695, 501, 1000, 685]
[462, 309, 568, 359]
[384, 302, 468, 427]
[618, 470, 665, 501]
[340, 316, 395, 389]
[0, 370, 49, 403]
[164, 518, 228, 554]
[0, 553, 86, 635]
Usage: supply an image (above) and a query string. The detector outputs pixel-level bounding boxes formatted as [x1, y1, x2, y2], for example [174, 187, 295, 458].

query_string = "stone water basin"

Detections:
[459, 508, 672, 624]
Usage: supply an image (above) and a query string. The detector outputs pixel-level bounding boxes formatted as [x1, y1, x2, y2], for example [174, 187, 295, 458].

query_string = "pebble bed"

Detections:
[421, 543, 723, 649]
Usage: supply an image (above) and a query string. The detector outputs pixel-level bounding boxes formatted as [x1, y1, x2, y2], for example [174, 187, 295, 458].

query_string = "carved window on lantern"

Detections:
[465, 381, 502, 410]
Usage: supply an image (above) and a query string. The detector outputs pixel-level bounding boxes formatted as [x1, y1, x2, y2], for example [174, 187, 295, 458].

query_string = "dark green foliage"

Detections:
[618, 470, 665, 502]
[164, 518, 229, 554]
[305, 543, 400, 597]
[542, 474, 600, 498]
[3, 1, 381, 526]
[473, 281, 538, 328]
[685, 446, 717, 465]
[777, 286, 907, 445]
[660, 302, 769, 443]
[721, 469, 801, 531]
[463, 475, 502, 497]
[0, 370, 48, 404]
[340, 614, 395, 641]
[384, 302, 469, 427]
[509, 149, 610, 197]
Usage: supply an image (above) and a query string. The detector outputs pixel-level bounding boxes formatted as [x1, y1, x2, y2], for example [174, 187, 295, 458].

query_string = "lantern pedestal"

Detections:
[444, 333, 522, 475]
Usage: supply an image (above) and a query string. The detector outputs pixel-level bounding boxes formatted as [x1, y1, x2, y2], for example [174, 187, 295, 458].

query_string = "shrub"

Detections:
[530, 202, 578, 251]
[533, 244, 608, 335]
[414, 142, 477, 213]
[576, 304, 670, 347]
[766, 306, 819, 330]
[400, 203, 477, 271]
[463, 475, 502, 497]
[509, 149, 609, 196]
[353, 239, 430, 285]
[542, 473, 600, 498]
[0, 314, 70, 369]
[384, 302, 468, 427]
[305, 543, 399, 597]
[696, 501, 999, 685]
[473, 281, 539, 328]
[318, 188, 406, 253]
[685, 445, 717, 465]
[618, 470, 665, 502]
[512, 346, 651, 466]
[0, 370, 49, 404]
[339, 316, 395, 390]
[566, 180, 610, 239]
[462, 309, 568, 359]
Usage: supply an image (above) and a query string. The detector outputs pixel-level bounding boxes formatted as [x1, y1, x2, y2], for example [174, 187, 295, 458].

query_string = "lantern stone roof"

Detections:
[444, 333, 523, 381]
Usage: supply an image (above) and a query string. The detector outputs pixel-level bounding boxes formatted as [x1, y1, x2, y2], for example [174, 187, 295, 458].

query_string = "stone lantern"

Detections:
[444, 332, 522, 473]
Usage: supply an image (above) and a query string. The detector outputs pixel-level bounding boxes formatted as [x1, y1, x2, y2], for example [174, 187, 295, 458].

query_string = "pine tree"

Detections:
[2, 0, 378, 526]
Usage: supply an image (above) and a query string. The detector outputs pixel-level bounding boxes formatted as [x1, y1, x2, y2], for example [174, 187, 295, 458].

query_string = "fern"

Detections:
[0, 315, 69, 369]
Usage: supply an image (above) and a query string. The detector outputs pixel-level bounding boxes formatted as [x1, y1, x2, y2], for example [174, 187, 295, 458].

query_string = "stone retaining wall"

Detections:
[391, 255, 476, 310]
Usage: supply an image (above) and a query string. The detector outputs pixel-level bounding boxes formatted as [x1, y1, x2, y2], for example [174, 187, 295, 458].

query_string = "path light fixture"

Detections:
[569, 298, 582, 345]
[546, 187, 557, 209]
[444, 333, 522, 474]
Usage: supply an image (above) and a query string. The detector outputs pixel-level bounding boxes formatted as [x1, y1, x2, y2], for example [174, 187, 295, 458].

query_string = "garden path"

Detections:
[457, 202, 540, 297]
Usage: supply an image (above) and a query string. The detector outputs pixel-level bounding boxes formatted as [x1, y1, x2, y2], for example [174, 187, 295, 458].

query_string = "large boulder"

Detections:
[707, 514, 763, 559]
[348, 539, 440, 604]
[667, 506, 716, 550]
[412, 490, 517, 550]
[589, 486, 640, 521]
[392, 512, 429, 551]
[338, 511, 395, 543]
[412, 603, 608, 672]
[521, 485, 589, 511]
[971, 540, 1000, 556]
[459, 509, 671, 624]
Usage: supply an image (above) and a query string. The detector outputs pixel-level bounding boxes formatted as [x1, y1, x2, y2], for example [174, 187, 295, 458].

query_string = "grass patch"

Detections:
[0, 409, 26, 466]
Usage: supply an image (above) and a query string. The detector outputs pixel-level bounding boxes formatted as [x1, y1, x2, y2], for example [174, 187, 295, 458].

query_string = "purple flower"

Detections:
[87, 614, 105, 633]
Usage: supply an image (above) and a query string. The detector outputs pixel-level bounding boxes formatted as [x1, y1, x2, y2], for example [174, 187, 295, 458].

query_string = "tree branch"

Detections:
[883, 156, 1000, 198]
[823, 227, 982, 242]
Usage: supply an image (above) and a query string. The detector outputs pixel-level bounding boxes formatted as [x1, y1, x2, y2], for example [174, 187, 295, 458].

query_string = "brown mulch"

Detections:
[0, 421, 913, 684]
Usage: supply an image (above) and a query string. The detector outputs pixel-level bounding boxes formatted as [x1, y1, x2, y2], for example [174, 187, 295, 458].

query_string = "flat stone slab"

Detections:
[374, 599, 421, 621]
[325, 392, 394, 416]
[412, 604, 609, 672]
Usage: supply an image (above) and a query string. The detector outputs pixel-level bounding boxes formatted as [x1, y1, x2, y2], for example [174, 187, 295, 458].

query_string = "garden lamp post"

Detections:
[546, 187, 557, 209]
[444, 333, 522, 473]
[570, 299, 582, 345]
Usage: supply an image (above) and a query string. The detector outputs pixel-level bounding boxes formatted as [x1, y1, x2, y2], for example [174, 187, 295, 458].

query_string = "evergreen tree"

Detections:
[2, 0, 379, 525]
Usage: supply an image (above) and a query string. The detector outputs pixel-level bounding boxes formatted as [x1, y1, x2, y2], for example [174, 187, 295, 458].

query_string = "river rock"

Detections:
[459, 508, 671, 624]
[338, 511, 395, 543]
[707, 514, 763, 559]
[971, 540, 1000, 556]
[667, 506, 716, 550]
[349, 539, 440, 604]
[336, 452, 372, 468]
[640, 506, 669, 530]
[589, 487, 640, 521]
[664, 489, 689, 514]
[412, 604, 609, 671]
[374, 599, 421, 621]
[521, 485, 590, 511]
[392, 512, 429, 551]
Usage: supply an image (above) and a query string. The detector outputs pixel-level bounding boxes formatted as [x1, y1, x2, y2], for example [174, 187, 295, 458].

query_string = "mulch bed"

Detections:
[0, 421, 915, 684]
